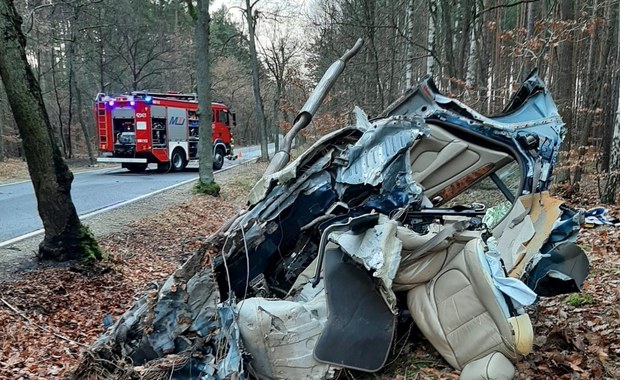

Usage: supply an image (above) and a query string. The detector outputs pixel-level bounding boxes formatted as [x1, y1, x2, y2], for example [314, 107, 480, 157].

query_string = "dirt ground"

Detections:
[0, 160, 619, 379]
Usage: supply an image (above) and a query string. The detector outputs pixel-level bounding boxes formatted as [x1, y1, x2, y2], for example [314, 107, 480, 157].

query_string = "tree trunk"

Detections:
[522, 0, 537, 76]
[465, 0, 479, 101]
[602, 0, 620, 172]
[66, 13, 80, 161]
[0, 0, 102, 261]
[572, 0, 610, 192]
[271, 43, 286, 152]
[405, 0, 414, 89]
[556, 0, 575, 142]
[440, 0, 455, 90]
[457, 0, 472, 80]
[602, 0, 620, 204]
[195, 0, 216, 188]
[0, 81, 4, 162]
[426, 0, 436, 76]
[50, 36, 68, 158]
[245, 0, 269, 160]
[602, 87, 620, 204]
[75, 85, 96, 165]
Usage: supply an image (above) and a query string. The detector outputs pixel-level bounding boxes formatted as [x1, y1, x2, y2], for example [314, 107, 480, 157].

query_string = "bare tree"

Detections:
[262, 34, 301, 151]
[191, 0, 218, 194]
[244, 0, 269, 160]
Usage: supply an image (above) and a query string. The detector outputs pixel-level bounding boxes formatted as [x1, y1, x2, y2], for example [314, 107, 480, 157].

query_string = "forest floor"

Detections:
[0, 157, 114, 185]
[0, 159, 619, 379]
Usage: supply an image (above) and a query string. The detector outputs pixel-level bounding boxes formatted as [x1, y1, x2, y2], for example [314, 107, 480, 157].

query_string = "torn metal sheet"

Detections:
[248, 127, 360, 206]
[216, 300, 243, 378]
[336, 114, 427, 187]
[333, 215, 402, 310]
[523, 242, 589, 297]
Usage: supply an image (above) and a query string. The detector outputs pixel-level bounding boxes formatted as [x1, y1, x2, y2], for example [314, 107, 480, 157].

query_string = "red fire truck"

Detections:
[94, 91, 235, 172]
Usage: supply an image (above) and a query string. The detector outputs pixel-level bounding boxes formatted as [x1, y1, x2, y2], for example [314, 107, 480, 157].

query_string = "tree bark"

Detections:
[195, 0, 216, 188]
[245, 0, 269, 161]
[0, 0, 101, 260]
[602, 87, 620, 204]
[602, 0, 620, 204]
[440, 0, 455, 90]
[75, 85, 96, 165]
[0, 81, 4, 162]
[405, 0, 414, 88]
[572, 0, 610, 191]
[50, 35, 68, 158]
[556, 0, 575, 139]
[426, 0, 436, 76]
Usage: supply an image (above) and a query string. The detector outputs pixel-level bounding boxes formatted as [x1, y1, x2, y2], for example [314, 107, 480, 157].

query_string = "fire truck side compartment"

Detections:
[151, 106, 167, 148]
[167, 107, 188, 142]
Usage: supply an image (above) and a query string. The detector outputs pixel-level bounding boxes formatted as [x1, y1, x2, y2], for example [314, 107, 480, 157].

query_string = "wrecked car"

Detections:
[75, 39, 589, 380]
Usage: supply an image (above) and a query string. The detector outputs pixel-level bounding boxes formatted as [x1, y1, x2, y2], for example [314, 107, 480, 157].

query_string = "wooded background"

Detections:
[0, 0, 618, 201]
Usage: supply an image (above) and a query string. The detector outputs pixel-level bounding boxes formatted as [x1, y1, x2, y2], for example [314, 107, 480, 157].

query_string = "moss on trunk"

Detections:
[193, 180, 221, 196]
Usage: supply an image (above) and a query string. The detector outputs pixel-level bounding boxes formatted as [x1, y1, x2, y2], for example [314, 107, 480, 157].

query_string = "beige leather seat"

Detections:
[407, 239, 519, 379]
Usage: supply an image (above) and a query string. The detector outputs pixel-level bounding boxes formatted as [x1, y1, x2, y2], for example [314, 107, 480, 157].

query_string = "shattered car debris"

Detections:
[78, 39, 589, 380]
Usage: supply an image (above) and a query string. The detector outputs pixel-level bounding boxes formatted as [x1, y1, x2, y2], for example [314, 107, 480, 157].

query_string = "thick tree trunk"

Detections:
[602, 1, 620, 204]
[196, 0, 216, 187]
[245, 0, 269, 160]
[0, 113, 3, 162]
[0, 81, 4, 162]
[0, 0, 101, 261]
[556, 0, 575, 140]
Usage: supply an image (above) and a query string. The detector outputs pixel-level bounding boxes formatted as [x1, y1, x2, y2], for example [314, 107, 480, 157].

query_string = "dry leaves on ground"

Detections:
[0, 189, 240, 379]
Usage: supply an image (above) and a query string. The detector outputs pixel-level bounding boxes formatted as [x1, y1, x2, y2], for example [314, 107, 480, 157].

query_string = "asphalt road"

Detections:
[0, 144, 271, 245]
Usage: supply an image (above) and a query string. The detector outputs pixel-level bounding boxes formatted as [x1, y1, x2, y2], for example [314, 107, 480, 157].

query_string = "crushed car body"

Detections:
[78, 39, 589, 380]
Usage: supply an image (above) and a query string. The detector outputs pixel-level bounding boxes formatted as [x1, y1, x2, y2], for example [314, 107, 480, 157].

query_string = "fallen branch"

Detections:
[0, 297, 88, 348]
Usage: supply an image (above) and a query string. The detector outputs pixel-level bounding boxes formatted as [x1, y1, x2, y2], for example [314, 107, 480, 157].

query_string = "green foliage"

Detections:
[194, 180, 221, 196]
[79, 224, 107, 263]
[210, 8, 250, 67]
[564, 293, 594, 307]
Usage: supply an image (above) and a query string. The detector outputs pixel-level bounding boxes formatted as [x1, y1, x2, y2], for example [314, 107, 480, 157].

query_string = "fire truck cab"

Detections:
[95, 91, 235, 172]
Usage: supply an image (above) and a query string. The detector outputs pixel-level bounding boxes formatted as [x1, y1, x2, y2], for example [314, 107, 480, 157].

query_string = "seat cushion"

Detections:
[460, 352, 515, 380]
[407, 239, 517, 370]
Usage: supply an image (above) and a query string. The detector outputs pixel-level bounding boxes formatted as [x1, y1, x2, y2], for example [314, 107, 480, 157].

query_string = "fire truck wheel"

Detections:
[125, 163, 148, 173]
[171, 148, 187, 172]
[213, 147, 225, 171]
